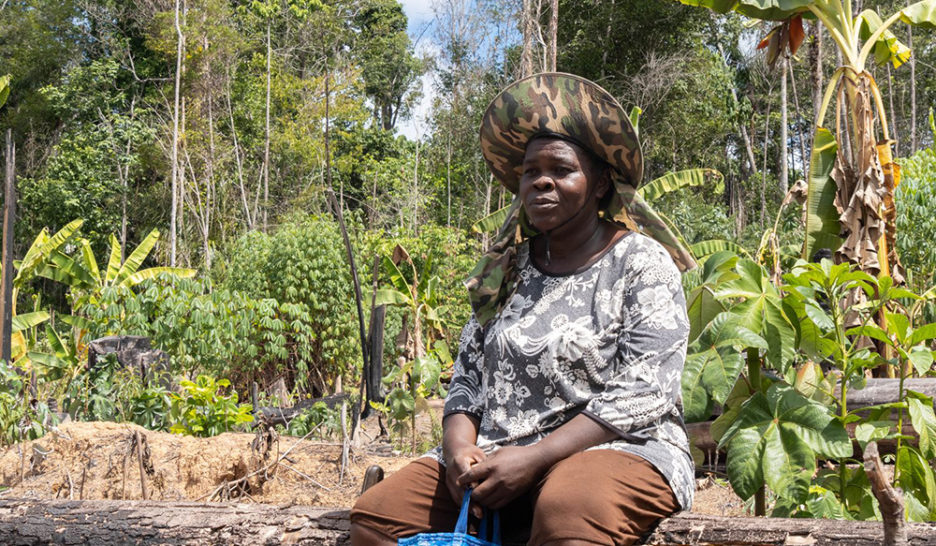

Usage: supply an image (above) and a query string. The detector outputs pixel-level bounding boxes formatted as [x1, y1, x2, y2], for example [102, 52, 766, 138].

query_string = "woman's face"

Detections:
[519, 138, 608, 233]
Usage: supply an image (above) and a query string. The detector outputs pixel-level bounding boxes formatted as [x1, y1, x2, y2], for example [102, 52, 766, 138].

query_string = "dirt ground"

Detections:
[0, 419, 744, 516]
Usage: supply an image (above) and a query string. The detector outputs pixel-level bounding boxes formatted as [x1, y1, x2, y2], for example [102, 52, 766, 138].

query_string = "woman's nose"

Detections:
[531, 172, 554, 190]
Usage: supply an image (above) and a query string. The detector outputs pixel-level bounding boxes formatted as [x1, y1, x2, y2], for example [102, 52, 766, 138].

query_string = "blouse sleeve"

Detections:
[443, 314, 486, 420]
[583, 239, 689, 437]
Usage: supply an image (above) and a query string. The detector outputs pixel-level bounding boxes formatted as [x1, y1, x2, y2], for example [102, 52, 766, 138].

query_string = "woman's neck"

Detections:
[534, 219, 625, 274]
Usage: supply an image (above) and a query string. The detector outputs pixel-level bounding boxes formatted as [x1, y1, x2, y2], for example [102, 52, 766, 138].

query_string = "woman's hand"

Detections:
[456, 445, 550, 510]
[444, 443, 486, 508]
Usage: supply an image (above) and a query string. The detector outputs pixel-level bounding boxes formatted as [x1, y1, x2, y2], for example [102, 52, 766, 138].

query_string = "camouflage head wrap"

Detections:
[466, 73, 696, 326]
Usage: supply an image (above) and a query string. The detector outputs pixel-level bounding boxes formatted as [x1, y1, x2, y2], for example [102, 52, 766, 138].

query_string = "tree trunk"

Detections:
[547, 0, 558, 72]
[521, 0, 534, 76]
[810, 22, 823, 133]
[779, 57, 789, 195]
[1, 130, 14, 364]
[887, 63, 899, 158]
[787, 57, 807, 179]
[170, 0, 184, 266]
[263, 21, 272, 233]
[412, 139, 420, 236]
[908, 17, 917, 154]
[120, 98, 135, 261]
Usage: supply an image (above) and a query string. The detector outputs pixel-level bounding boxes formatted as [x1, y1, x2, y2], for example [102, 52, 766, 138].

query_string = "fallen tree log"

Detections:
[0, 498, 350, 545]
[4, 498, 936, 545]
[646, 513, 936, 545]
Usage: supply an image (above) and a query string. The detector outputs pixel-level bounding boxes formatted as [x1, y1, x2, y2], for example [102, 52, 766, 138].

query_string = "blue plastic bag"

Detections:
[398, 489, 501, 546]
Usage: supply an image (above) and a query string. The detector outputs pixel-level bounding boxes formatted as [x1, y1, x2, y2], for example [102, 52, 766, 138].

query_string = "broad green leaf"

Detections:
[909, 397, 936, 459]
[897, 445, 936, 521]
[804, 302, 834, 330]
[910, 323, 936, 346]
[901, 0, 936, 29]
[854, 421, 892, 450]
[105, 234, 122, 284]
[374, 288, 410, 306]
[122, 267, 196, 287]
[0, 75, 9, 108]
[763, 422, 814, 501]
[59, 314, 94, 331]
[845, 324, 892, 346]
[685, 313, 767, 418]
[885, 311, 910, 345]
[716, 259, 796, 370]
[629, 106, 642, 136]
[734, 0, 814, 20]
[471, 205, 511, 233]
[858, 9, 911, 68]
[803, 128, 841, 261]
[803, 486, 849, 519]
[686, 286, 724, 343]
[41, 250, 97, 288]
[726, 424, 767, 500]
[721, 385, 851, 501]
[637, 168, 724, 202]
[79, 238, 101, 285]
[11, 311, 50, 332]
[700, 251, 739, 286]
[909, 347, 934, 376]
[114, 229, 160, 286]
[682, 352, 714, 422]
[382, 255, 411, 296]
[14, 219, 83, 288]
[27, 351, 69, 381]
[690, 240, 748, 261]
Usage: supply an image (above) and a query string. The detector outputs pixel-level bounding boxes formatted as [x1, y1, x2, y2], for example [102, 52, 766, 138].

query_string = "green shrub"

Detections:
[221, 216, 360, 386]
[169, 375, 254, 437]
[897, 143, 936, 289]
[0, 360, 55, 446]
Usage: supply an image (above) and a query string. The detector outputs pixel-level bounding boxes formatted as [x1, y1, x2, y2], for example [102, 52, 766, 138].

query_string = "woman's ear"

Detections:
[595, 166, 612, 202]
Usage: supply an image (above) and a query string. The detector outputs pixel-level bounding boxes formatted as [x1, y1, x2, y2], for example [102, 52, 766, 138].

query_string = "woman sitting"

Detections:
[351, 73, 696, 546]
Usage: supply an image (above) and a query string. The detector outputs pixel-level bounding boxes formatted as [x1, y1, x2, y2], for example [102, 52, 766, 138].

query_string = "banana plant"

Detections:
[678, 0, 936, 281]
[373, 244, 446, 360]
[37, 228, 196, 312]
[0, 220, 85, 363]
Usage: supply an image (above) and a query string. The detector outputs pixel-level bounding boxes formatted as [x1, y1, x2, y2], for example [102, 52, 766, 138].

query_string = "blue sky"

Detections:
[397, 0, 438, 140]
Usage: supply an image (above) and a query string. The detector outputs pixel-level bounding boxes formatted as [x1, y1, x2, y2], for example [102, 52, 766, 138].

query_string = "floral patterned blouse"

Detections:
[435, 232, 694, 510]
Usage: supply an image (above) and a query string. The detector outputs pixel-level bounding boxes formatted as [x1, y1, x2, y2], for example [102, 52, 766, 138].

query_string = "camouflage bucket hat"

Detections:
[479, 72, 643, 191]
[467, 73, 696, 327]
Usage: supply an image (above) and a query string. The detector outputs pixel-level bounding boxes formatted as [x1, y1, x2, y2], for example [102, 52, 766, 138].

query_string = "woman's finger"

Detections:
[456, 460, 491, 487]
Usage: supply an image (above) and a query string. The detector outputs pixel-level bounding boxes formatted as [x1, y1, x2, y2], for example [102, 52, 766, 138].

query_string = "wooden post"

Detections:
[1, 129, 15, 364]
[864, 441, 907, 546]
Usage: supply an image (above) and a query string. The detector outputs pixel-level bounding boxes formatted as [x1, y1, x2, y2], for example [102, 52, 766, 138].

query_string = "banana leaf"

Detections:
[122, 266, 196, 287]
[901, 0, 936, 29]
[803, 128, 842, 261]
[11, 311, 50, 332]
[638, 168, 724, 202]
[471, 205, 511, 233]
[690, 240, 750, 262]
[858, 10, 911, 68]
[679, 0, 814, 20]
[113, 229, 160, 286]
[0, 74, 9, 108]
[14, 219, 83, 288]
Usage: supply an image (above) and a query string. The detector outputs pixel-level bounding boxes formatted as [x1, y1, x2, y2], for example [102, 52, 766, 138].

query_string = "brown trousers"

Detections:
[350, 450, 678, 545]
